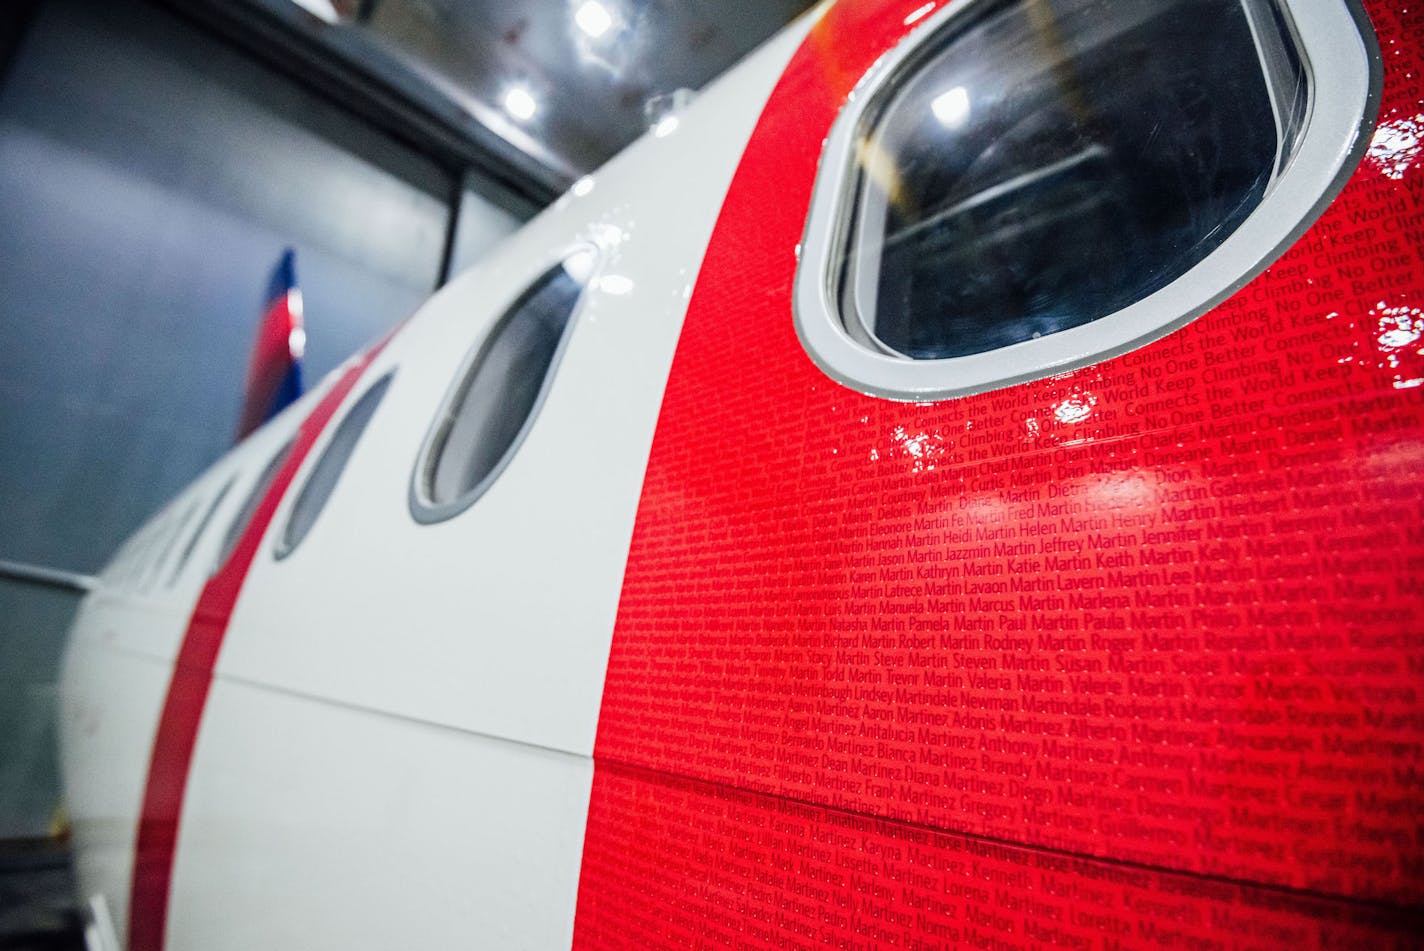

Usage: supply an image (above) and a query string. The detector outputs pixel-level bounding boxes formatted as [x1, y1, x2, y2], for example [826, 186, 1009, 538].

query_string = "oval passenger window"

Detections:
[169, 477, 234, 586]
[275, 372, 394, 559]
[215, 439, 293, 572]
[412, 248, 594, 521]
[796, 0, 1375, 399]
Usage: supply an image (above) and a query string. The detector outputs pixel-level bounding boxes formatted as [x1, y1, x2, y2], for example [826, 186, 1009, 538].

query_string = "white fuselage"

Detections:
[59, 16, 815, 948]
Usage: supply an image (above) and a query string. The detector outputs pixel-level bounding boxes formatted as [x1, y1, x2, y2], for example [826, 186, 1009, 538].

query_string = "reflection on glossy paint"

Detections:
[1374, 300, 1424, 389]
[284, 287, 307, 360]
[1052, 391, 1096, 424]
[562, 246, 599, 285]
[588, 222, 625, 251]
[645, 89, 695, 137]
[887, 424, 945, 472]
[1087, 472, 1155, 512]
[1375, 301, 1422, 351]
[904, 2, 936, 26]
[1367, 113, 1422, 180]
[1018, 378, 1115, 447]
[598, 275, 634, 295]
[1331, 299, 1424, 390]
[956, 493, 1009, 528]
[287, 326, 307, 360]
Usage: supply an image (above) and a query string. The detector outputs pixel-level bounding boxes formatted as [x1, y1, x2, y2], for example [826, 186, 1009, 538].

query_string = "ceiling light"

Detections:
[504, 86, 537, 121]
[575, 1, 613, 38]
[652, 115, 679, 138]
[571, 176, 596, 197]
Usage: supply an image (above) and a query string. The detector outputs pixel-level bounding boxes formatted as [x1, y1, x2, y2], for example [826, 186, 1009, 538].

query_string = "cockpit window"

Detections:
[839, 0, 1304, 359]
[276, 372, 393, 558]
[411, 248, 594, 522]
[796, 0, 1372, 399]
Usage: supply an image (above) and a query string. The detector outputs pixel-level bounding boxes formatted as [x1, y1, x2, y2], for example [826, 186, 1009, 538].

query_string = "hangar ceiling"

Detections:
[181, 0, 819, 199]
[358, 0, 820, 175]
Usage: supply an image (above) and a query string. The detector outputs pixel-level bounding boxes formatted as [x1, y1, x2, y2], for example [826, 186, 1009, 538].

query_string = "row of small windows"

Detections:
[109, 250, 592, 591]
[106, 0, 1374, 588]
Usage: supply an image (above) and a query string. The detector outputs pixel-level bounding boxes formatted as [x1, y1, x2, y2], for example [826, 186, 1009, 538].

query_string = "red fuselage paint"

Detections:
[575, 0, 1422, 946]
[128, 348, 386, 951]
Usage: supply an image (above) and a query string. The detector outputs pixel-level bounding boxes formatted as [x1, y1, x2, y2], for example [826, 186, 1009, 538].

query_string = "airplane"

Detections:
[57, 0, 1424, 947]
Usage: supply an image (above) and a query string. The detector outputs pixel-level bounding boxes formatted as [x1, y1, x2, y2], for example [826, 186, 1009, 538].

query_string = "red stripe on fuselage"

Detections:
[575, 0, 1422, 946]
[128, 347, 386, 951]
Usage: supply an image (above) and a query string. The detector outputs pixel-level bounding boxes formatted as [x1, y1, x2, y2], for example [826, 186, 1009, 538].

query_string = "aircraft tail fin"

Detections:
[235, 248, 306, 440]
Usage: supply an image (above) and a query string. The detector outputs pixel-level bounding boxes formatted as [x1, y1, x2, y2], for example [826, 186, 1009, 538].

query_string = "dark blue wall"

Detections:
[0, 0, 461, 839]
[0, 0, 453, 574]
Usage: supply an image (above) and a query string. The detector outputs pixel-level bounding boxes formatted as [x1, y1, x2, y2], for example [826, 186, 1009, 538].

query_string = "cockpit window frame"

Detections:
[214, 438, 294, 575]
[793, 0, 1381, 402]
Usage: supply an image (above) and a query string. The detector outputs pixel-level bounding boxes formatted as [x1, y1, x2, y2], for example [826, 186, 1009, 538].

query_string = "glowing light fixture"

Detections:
[571, 176, 596, 197]
[931, 86, 970, 127]
[652, 114, 680, 138]
[575, 1, 614, 38]
[504, 86, 538, 121]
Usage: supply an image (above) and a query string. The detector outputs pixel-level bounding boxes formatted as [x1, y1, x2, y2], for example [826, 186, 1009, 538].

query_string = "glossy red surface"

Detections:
[128, 347, 386, 951]
[576, 0, 1424, 944]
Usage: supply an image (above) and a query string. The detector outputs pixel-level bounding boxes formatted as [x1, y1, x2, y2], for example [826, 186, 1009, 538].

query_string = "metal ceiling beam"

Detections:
[151, 0, 564, 211]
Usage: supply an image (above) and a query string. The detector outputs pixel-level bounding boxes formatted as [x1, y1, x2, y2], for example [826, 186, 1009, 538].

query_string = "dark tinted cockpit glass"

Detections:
[836, 0, 1308, 359]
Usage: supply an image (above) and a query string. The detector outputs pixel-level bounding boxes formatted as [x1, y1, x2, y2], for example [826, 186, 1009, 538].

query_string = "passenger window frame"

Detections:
[142, 500, 199, 592]
[408, 244, 598, 524]
[214, 439, 294, 575]
[169, 476, 235, 587]
[274, 371, 395, 560]
[793, 0, 1380, 401]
